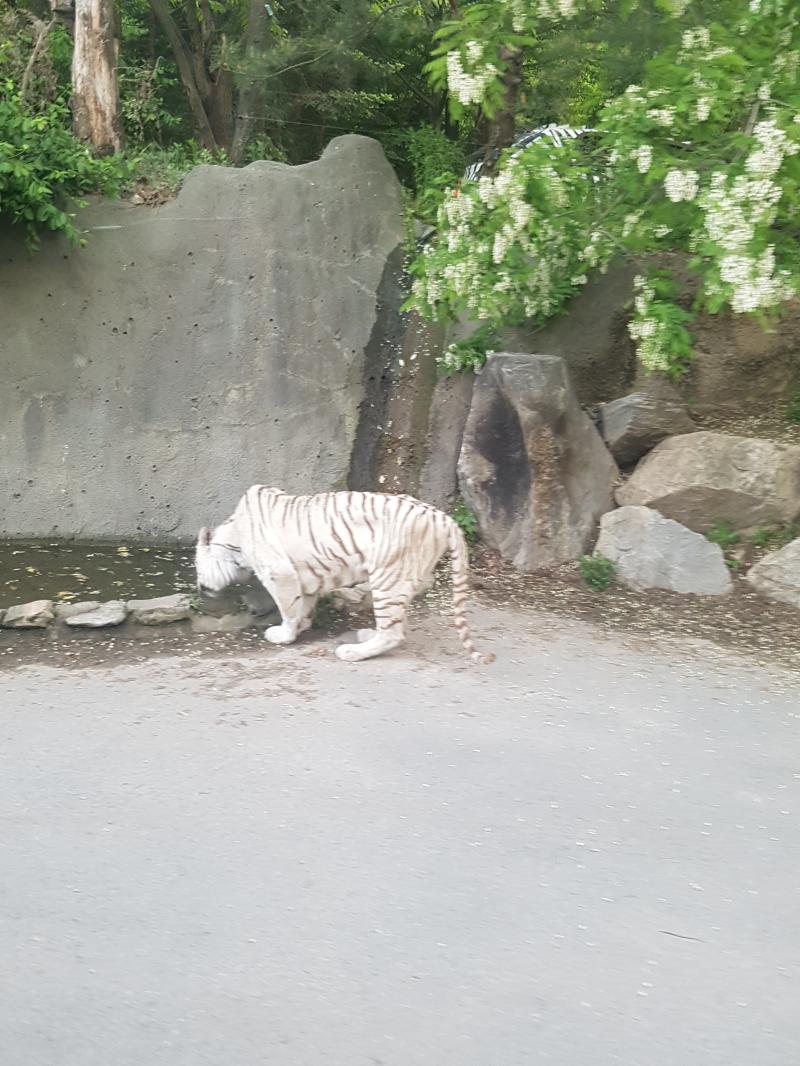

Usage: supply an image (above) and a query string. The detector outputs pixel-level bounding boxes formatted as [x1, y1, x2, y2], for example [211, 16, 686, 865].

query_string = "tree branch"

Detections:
[21, 16, 55, 103]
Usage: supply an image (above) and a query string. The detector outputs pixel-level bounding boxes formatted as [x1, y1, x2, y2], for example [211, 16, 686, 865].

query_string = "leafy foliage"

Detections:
[409, 0, 800, 378]
[752, 525, 797, 550]
[438, 322, 498, 375]
[786, 394, 800, 424]
[453, 498, 479, 543]
[580, 553, 615, 591]
[0, 88, 125, 245]
[706, 521, 740, 550]
[124, 141, 230, 198]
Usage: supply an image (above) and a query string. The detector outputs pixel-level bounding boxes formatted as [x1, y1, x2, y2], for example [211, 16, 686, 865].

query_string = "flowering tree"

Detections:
[409, 0, 800, 377]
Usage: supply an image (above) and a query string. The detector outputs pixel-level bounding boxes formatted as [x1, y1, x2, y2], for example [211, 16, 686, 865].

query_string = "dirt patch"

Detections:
[459, 545, 800, 674]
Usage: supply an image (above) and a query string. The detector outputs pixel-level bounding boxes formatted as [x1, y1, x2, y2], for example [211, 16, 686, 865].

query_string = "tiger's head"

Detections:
[195, 525, 251, 595]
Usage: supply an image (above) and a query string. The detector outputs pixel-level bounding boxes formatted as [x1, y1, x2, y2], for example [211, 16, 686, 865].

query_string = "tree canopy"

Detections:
[2, 0, 799, 378]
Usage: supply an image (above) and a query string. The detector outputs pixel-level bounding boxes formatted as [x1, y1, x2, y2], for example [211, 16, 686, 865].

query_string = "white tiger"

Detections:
[195, 486, 494, 664]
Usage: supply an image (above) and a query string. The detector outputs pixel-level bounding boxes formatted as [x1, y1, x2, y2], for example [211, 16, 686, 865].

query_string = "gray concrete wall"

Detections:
[0, 135, 406, 541]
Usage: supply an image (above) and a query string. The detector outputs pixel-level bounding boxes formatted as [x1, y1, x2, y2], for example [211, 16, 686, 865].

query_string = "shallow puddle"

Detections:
[0, 540, 195, 606]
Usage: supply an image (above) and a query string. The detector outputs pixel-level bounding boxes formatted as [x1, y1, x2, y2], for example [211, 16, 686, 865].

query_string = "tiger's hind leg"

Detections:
[335, 583, 411, 662]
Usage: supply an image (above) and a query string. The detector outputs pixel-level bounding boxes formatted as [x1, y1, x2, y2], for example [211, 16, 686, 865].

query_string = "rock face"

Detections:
[0, 600, 55, 628]
[0, 135, 407, 540]
[596, 506, 732, 596]
[128, 594, 193, 625]
[746, 539, 800, 609]
[502, 264, 639, 406]
[617, 432, 800, 532]
[458, 353, 618, 570]
[65, 601, 128, 627]
[599, 392, 695, 466]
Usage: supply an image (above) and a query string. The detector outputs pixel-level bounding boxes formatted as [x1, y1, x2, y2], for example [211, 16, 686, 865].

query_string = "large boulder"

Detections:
[458, 353, 618, 570]
[599, 391, 695, 466]
[617, 432, 800, 532]
[0, 135, 407, 540]
[746, 539, 800, 609]
[595, 506, 732, 596]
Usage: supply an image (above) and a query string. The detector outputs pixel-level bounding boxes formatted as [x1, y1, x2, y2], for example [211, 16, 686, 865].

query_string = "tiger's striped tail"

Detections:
[447, 519, 495, 665]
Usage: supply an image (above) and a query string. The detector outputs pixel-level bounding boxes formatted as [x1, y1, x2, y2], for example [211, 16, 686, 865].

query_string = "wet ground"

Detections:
[2, 601, 798, 1066]
[0, 540, 195, 605]
[2, 538, 800, 676]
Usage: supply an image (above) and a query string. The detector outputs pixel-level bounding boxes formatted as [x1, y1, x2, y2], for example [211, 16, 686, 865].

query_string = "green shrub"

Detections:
[453, 499, 478, 543]
[752, 525, 797, 550]
[385, 126, 466, 223]
[706, 521, 740, 550]
[786, 394, 800, 424]
[580, 553, 615, 591]
[0, 87, 125, 245]
[123, 141, 230, 198]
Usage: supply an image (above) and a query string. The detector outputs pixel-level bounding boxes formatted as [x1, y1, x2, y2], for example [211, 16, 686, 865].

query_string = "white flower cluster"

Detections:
[702, 172, 780, 252]
[508, 0, 580, 29]
[635, 145, 653, 174]
[746, 119, 798, 178]
[717, 247, 794, 314]
[647, 107, 676, 128]
[628, 275, 672, 373]
[622, 212, 642, 237]
[664, 169, 700, 202]
[695, 96, 711, 122]
[700, 165, 794, 313]
[446, 46, 498, 106]
[681, 27, 711, 54]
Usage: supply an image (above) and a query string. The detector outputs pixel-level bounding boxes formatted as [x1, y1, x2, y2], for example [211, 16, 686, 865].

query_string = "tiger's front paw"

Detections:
[264, 624, 297, 645]
[335, 642, 367, 662]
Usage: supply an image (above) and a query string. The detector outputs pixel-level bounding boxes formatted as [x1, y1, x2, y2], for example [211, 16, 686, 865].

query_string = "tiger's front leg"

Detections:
[255, 568, 309, 646]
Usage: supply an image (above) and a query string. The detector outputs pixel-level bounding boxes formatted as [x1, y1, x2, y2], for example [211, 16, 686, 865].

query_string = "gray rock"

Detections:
[241, 583, 278, 619]
[0, 135, 407, 540]
[418, 368, 475, 512]
[127, 594, 193, 625]
[617, 432, 800, 533]
[55, 600, 103, 620]
[746, 539, 800, 609]
[65, 601, 128, 628]
[0, 599, 55, 628]
[599, 392, 695, 466]
[500, 263, 639, 406]
[595, 506, 732, 596]
[191, 613, 255, 634]
[330, 585, 373, 609]
[458, 353, 619, 571]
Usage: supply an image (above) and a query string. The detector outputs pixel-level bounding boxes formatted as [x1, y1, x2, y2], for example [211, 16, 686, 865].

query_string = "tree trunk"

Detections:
[149, 0, 219, 152]
[230, 0, 271, 164]
[71, 0, 122, 153]
[481, 45, 522, 177]
[208, 65, 234, 155]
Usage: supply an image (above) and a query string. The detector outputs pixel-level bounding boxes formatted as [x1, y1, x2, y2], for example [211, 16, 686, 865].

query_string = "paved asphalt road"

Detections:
[1, 605, 798, 1066]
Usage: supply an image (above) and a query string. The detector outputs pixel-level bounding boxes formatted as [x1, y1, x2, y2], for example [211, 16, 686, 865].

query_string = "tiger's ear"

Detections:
[198, 526, 211, 546]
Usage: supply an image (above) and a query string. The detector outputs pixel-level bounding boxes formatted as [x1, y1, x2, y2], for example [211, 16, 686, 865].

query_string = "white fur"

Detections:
[195, 487, 492, 664]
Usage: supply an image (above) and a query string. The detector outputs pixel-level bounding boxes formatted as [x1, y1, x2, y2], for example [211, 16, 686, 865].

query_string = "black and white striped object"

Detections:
[464, 124, 592, 182]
